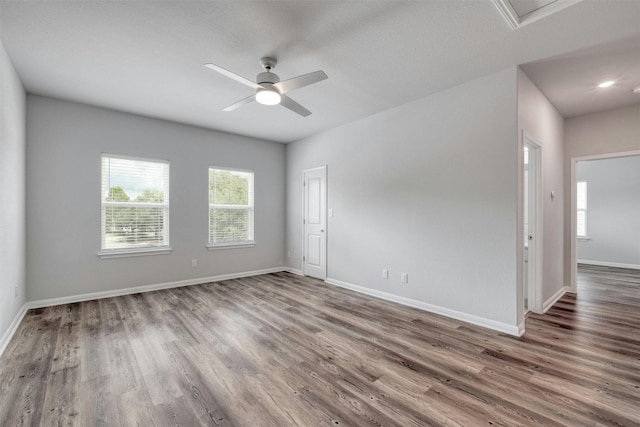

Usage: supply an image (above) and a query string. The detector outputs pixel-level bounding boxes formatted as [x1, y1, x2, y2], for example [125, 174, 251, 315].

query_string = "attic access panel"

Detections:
[493, 0, 583, 30]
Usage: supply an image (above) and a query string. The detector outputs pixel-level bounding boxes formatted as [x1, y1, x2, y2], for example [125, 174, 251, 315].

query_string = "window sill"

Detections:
[207, 241, 256, 251]
[98, 247, 173, 259]
[577, 237, 591, 241]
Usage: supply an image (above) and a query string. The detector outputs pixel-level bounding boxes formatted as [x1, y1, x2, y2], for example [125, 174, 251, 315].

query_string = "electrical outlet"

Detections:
[14, 285, 18, 299]
[191, 259, 197, 268]
[401, 272, 408, 283]
[382, 269, 389, 279]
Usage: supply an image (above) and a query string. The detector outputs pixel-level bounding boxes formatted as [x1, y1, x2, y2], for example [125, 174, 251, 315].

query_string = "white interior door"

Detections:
[303, 166, 327, 280]
[523, 145, 530, 311]
[524, 137, 542, 313]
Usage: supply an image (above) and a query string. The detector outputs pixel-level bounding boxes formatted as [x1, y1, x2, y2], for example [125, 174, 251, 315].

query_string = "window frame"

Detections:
[207, 166, 255, 250]
[576, 180, 588, 239]
[99, 153, 171, 259]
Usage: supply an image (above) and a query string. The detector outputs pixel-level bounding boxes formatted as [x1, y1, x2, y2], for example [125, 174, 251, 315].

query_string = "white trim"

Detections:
[98, 247, 172, 259]
[325, 277, 522, 337]
[25, 267, 286, 310]
[492, 0, 582, 30]
[287, 268, 304, 276]
[101, 152, 170, 164]
[517, 321, 525, 336]
[542, 286, 569, 313]
[208, 165, 255, 174]
[492, 0, 520, 30]
[1, 267, 287, 358]
[207, 242, 256, 250]
[0, 304, 29, 358]
[571, 151, 640, 163]
[569, 149, 640, 293]
[522, 132, 543, 315]
[578, 260, 640, 271]
[570, 158, 577, 292]
[302, 165, 328, 174]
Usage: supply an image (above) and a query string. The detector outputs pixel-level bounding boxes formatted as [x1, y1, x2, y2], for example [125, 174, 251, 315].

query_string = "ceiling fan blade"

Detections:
[273, 70, 327, 94]
[223, 94, 256, 112]
[279, 95, 312, 117]
[204, 63, 261, 89]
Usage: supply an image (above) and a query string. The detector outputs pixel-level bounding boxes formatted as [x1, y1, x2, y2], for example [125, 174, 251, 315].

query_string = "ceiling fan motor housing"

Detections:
[257, 71, 280, 85]
[258, 57, 280, 87]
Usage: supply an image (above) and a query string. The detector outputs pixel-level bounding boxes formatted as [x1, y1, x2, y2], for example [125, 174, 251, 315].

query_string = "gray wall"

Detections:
[26, 96, 286, 301]
[286, 68, 519, 330]
[517, 69, 565, 309]
[0, 40, 26, 342]
[564, 104, 640, 283]
[577, 155, 640, 268]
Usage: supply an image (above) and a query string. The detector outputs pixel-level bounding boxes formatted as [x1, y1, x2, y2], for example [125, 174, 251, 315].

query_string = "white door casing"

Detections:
[524, 134, 543, 314]
[523, 145, 530, 311]
[303, 166, 327, 280]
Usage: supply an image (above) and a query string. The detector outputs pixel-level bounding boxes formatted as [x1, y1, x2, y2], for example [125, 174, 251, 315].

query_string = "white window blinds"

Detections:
[209, 168, 254, 246]
[101, 154, 170, 252]
[576, 180, 587, 237]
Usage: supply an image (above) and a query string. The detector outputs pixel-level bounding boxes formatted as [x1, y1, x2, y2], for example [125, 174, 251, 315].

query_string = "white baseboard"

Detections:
[2, 267, 286, 358]
[325, 277, 522, 336]
[287, 268, 304, 276]
[517, 321, 525, 337]
[578, 259, 640, 271]
[25, 267, 287, 310]
[0, 304, 28, 358]
[4, 268, 524, 359]
[542, 286, 569, 313]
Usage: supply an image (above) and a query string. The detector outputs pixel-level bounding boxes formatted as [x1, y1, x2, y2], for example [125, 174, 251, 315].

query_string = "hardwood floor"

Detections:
[1, 268, 638, 426]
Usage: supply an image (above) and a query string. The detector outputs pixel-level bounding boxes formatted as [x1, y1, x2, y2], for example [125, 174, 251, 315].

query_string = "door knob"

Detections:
[321, 229, 325, 232]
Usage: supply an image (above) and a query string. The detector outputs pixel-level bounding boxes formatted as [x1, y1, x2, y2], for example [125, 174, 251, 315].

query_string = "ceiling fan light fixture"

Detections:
[256, 87, 281, 105]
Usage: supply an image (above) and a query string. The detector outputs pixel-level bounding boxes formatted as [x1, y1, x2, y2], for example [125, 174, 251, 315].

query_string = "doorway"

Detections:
[302, 166, 327, 280]
[569, 150, 640, 292]
[523, 135, 542, 313]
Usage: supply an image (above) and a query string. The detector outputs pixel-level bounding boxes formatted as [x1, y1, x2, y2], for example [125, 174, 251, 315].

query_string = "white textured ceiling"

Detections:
[1, 1, 639, 143]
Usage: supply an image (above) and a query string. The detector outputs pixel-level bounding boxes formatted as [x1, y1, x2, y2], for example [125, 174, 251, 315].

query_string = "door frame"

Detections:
[522, 132, 543, 314]
[302, 165, 327, 279]
[569, 150, 640, 292]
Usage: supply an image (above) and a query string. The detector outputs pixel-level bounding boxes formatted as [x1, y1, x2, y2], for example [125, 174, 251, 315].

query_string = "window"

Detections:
[576, 180, 587, 237]
[100, 154, 170, 256]
[208, 167, 254, 248]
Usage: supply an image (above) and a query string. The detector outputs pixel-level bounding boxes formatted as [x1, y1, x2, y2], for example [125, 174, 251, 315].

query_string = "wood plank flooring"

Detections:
[1, 267, 638, 426]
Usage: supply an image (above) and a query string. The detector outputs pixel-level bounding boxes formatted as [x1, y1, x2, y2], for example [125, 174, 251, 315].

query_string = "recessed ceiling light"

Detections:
[598, 80, 615, 88]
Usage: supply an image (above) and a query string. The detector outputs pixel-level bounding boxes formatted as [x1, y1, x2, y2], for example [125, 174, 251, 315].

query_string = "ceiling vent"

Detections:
[492, 0, 583, 30]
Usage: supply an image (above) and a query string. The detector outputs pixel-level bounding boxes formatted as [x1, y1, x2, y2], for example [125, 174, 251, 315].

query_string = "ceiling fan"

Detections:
[204, 57, 327, 117]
